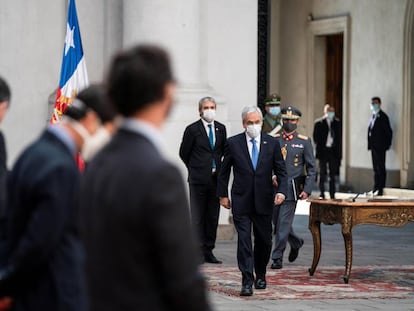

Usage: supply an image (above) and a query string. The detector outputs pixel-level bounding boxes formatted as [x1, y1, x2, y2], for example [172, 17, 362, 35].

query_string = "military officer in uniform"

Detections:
[262, 93, 282, 136]
[271, 106, 316, 269]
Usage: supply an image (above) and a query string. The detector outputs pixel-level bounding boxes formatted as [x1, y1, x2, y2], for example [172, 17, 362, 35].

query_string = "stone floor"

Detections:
[209, 191, 414, 310]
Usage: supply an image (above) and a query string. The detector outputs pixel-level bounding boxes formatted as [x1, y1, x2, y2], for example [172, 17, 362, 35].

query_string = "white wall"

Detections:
[0, 0, 109, 167]
[206, 0, 258, 137]
[1, 1, 64, 165]
[274, 0, 406, 172]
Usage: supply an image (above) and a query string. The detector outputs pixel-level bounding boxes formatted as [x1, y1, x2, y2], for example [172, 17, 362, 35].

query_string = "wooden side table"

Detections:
[307, 198, 414, 283]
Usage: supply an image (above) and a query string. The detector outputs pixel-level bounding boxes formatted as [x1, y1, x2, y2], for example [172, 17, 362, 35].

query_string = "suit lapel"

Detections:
[323, 119, 329, 136]
[238, 134, 254, 171]
[256, 134, 268, 169]
[197, 119, 211, 148]
[214, 124, 222, 149]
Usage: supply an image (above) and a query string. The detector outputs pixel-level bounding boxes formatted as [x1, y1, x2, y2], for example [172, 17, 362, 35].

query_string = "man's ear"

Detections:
[163, 82, 175, 103]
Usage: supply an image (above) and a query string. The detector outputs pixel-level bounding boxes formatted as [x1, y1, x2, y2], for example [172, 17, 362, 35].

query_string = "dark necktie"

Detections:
[251, 138, 258, 170]
[208, 124, 216, 170]
[208, 124, 214, 149]
[369, 114, 377, 129]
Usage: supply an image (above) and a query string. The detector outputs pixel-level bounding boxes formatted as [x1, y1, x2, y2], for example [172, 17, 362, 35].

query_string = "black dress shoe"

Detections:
[288, 239, 304, 262]
[254, 278, 266, 290]
[204, 253, 222, 264]
[240, 285, 253, 296]
[270, 258, 283, 269]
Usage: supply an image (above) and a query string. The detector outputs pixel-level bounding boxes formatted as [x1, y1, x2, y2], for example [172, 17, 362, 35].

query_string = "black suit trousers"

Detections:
[233, 212, 272, 286]
[189, 175, 220, 255]
[371, 148, 387, 192]
[318, 147, 339, 198]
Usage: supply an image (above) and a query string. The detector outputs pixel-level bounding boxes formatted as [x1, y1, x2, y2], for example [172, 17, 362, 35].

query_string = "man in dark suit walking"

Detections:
[179, 96, 227, 264]
[217, 105, 287, 296]
[368, 96, 392, 196]
[80, 45, 211, 311]
[313, 104, 341, 199]
[0, 85, 108, 311]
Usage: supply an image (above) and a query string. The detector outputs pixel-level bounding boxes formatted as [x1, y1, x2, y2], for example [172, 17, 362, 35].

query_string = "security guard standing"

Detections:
[262, 93, 282, 136]
[271, 106, 316, 269]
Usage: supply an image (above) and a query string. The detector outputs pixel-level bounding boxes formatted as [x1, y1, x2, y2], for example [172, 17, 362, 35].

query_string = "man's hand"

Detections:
[272, 175, 278, 188]
[299, 191, 309, 200]
[219, 197, 231, 209]
[274, 193, 285, 206]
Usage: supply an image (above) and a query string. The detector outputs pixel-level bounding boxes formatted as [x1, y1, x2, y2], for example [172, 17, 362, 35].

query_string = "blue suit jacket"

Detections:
[217, 132, 288, 215]
[3, 130, 86, 311]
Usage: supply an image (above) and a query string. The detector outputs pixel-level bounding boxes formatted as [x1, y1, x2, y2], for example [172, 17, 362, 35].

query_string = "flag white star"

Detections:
[64, 23, 75, 56]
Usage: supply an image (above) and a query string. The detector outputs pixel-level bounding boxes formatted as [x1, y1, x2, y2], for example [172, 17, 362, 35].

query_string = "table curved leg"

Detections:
[341, 226, 352, 284]
[308, 220, 321, 276]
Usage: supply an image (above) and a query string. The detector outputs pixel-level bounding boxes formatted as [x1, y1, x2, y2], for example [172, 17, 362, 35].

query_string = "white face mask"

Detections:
[63, 117, 98, 161]
[202, 109, 216, 122]
[68, 120, 94, 159]
[246, 124, 262, 139]
[66, 118, 91, 142]
[81, 127, 111, 161]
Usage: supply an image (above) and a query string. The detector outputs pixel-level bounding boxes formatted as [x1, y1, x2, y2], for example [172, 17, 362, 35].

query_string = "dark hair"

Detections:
[106, 44, 175, 117]
[0, 76, 11, 104]
[371, 96, 381, 104]
[65, 84, 116, 122]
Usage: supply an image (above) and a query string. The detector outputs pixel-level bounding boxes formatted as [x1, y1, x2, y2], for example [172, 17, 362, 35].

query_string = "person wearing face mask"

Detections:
[179, 96, 227, 264]
[262, 93, 282, 136]
[271, 106, 316, 270]
[74, 84, 118, 163]
[313, 104, 342, 199]
[0, 85, 108, 310]
[368, 96, 392, 196]
[217, 106, 287, 296]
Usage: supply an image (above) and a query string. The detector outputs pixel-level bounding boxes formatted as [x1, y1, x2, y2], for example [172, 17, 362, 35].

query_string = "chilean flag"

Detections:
[51, 0, 88, 123]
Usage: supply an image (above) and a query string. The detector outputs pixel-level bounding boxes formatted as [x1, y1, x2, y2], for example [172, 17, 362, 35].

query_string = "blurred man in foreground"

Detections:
[81, 45, 212, 311]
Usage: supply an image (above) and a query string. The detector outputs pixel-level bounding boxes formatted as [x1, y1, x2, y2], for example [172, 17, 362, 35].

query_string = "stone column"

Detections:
[122, 0, 231, 232]
[124, 0, 203, 88]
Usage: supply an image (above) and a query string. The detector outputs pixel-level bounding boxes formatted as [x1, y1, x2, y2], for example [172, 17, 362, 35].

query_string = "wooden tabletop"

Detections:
[307, 198, 414, 207]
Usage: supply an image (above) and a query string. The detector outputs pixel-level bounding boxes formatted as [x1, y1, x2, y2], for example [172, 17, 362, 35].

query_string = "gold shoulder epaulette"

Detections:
[297, 133, 308, 140]
[275, 133, 281, 138]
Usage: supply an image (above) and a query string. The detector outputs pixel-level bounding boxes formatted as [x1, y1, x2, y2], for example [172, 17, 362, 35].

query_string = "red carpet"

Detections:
[202, 265, 414, 299]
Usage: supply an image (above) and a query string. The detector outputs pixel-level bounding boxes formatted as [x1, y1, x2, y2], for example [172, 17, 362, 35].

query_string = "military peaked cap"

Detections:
[264, 93, 281, 105]
[281, 106, 302, 119]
